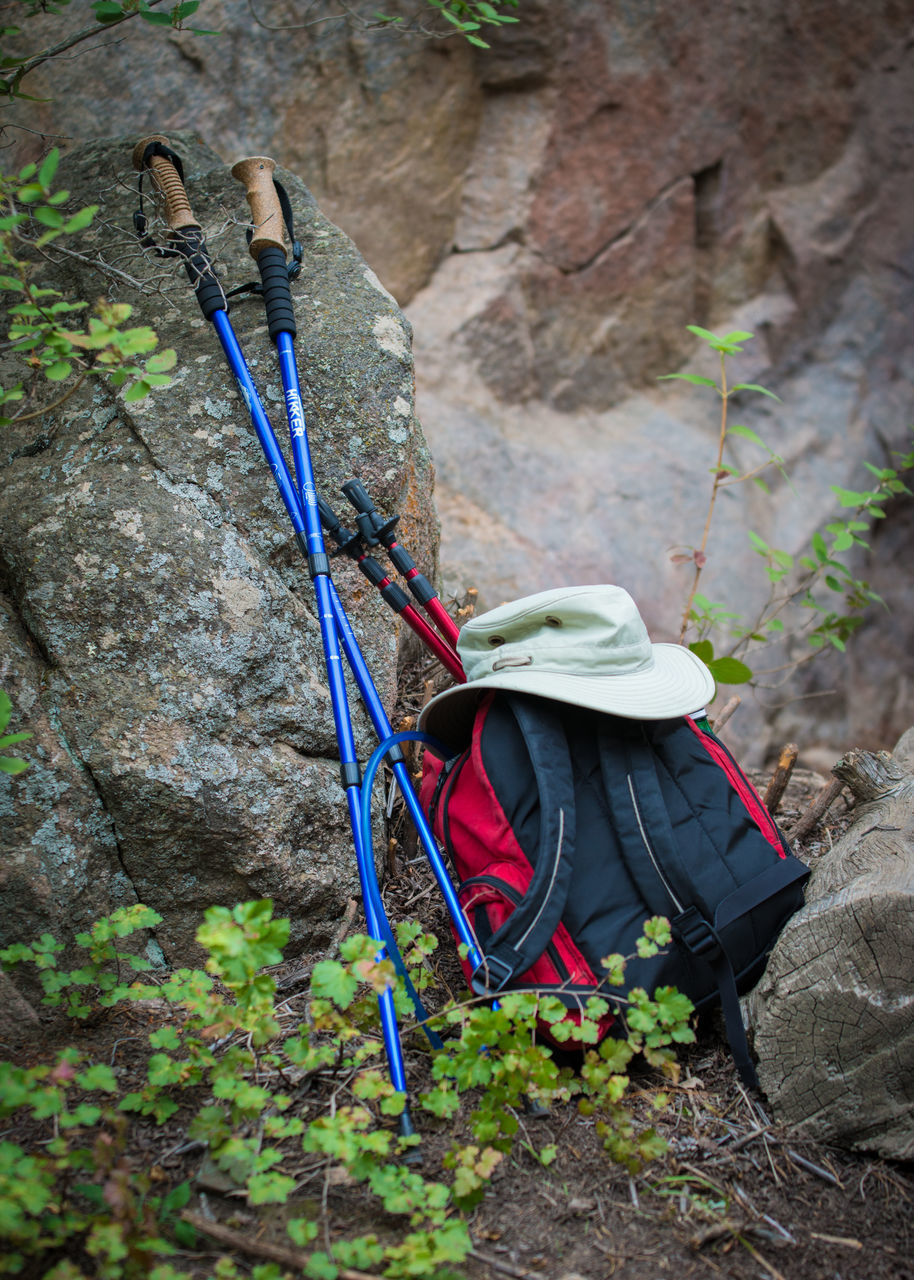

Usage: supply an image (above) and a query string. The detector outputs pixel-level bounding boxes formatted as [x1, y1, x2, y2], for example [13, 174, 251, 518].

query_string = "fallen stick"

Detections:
[181, 1210, 382, 1280]
[786, 777, 845, 842]
[763, 743, 798, 816]
[711, 695, 741, 733]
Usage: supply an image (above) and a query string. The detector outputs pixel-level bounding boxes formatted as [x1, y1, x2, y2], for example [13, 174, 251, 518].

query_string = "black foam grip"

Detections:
[187, 256, 226, 319]
[174, 231, 226, 319]
[257, 244, 296, 341]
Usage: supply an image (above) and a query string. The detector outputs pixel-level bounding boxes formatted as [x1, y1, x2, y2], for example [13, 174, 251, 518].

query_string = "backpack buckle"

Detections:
[674, 907, 720, 959]
[471, 954, 514, 995]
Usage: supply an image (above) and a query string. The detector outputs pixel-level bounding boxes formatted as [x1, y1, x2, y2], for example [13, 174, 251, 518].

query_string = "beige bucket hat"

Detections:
[418, 584, 716, 750]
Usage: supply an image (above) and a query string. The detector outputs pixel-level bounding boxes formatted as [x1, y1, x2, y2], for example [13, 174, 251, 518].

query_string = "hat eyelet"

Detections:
[544, 615, 563, 627]
[488, 634, 505, 647]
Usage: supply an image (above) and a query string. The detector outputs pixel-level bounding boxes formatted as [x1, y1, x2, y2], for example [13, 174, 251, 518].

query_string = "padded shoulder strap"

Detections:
[471, 694, 578, 994]
[596, 720, 689, 917]
[597, 719, 761, 1088]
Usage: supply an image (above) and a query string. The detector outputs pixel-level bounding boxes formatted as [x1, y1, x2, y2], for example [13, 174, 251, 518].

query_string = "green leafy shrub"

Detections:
[661, 326, 914, 687]
[0, 148, 178, 428]
[0, 900, 691, 1278]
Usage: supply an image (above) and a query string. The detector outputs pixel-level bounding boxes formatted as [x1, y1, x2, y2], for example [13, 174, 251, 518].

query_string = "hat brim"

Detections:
[418, 642, 716, 753]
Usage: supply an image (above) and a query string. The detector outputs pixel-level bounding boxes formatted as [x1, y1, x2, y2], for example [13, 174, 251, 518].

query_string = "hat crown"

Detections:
[459, 585, 654, 684]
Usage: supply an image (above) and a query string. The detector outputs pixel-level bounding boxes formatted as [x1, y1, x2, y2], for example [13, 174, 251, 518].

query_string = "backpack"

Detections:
[420, 690, 809, 1086]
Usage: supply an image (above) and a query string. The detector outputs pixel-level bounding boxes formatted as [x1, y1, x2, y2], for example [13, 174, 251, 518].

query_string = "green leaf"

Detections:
[93, 1, 126, 20]
[75, 1063, 118, 1092]
[38, 149, 60, 188]
[149, 1026, 182, 1050]
[288, 1218, 320, 1248]
[145, 347, 177, 374]
[0, 756, 30, 774]
[305, 1252, 339, 1280]
[62, 205, 98, 233]
[246, 1171, 297, 1205]
[33, 206, 65, 228]
[730, 383, 781, 401]
[707, 656, 753, 685]
[311, 959, 359, 1010]
[657, 373, 718, 388]
[44, 361, 72, 381]
[685, 324, 722, 344]
[727, 423, 767, 449]
[688, 639, 714, 664]
[830, 485, 874, 508]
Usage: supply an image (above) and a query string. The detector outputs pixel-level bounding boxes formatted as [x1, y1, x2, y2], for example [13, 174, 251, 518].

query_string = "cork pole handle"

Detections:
[132, 134, 200, 232]
[230, 156, 286, 259]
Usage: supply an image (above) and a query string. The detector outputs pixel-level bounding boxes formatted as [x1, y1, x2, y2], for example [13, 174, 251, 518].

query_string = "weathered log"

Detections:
[745, 730, 914, 1160]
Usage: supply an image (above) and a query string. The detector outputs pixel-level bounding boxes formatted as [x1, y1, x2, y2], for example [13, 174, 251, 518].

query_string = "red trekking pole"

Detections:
[319, 496, 464, 683]
[341, 478, 461, 650]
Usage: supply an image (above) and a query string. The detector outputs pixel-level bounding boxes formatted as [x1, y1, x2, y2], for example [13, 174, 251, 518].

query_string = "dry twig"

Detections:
[787, 777, 845, 842]
[763, 743, 798, 816]
[182, 1210, 381, 1280]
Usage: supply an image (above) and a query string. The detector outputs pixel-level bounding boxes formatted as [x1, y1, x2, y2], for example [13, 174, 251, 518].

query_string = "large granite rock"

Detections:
[0, 134, 436, 978]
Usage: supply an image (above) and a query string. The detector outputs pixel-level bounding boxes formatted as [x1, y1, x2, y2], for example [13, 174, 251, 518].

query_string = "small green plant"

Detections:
[661, 325, 914, 688]
[374, 0, 520, 47]
[0, 904, 162, 1021]
[0, 148, 178, 430]
[0, 689, 31, 774]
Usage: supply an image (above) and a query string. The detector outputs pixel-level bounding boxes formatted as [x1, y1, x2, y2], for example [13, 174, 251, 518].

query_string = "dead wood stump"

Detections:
[745, 729, 914, 1160]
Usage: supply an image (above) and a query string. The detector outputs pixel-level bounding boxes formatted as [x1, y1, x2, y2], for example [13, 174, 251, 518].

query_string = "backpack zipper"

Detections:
[439, 750, 470, 863]
[626, 774, 684, 912]
[687, 722, 787, 854]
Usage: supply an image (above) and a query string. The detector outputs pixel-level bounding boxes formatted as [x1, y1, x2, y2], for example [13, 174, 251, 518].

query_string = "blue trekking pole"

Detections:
[228, 153, 485, 955]
[132, 138, 485, 1133]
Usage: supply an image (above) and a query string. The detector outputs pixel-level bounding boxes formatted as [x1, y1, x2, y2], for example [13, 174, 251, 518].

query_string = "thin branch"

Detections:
[8, 370, 87, 424]
[679, 353, 728, 641]
[32, 239, 151, 292]
[2, 0, 168, 93]
[717, 458, 778, 487]
[181, 1210, 383, 1280]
